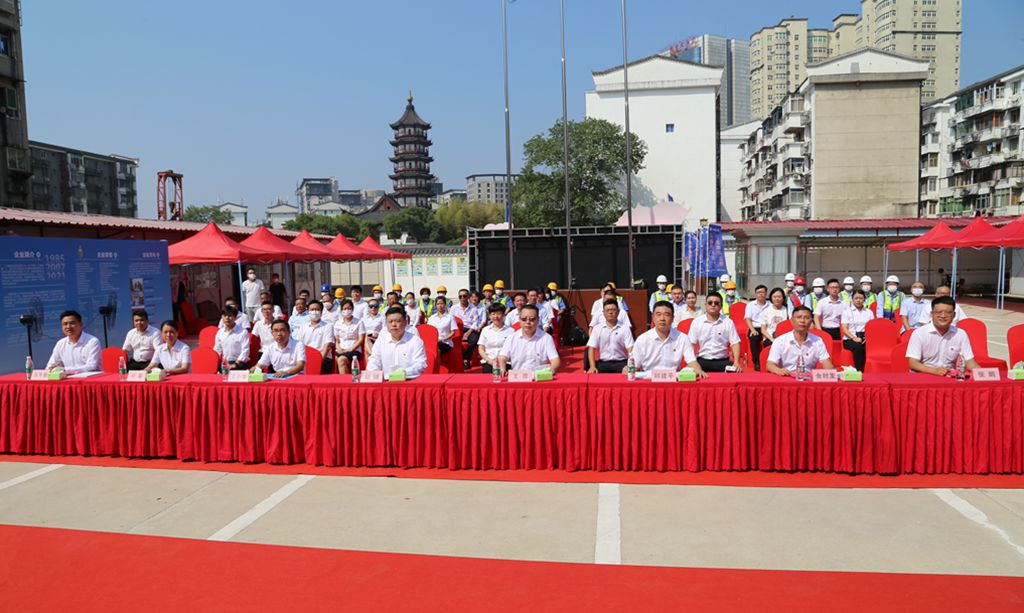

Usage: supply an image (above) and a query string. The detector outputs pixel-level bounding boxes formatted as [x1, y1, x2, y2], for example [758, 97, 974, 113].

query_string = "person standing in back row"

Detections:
[241, 269, 264, 321]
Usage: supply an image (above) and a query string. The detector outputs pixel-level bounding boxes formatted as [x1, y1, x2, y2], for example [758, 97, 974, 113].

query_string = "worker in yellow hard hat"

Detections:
[482, 283, 496, 307]
[545, 281, 565, 319]
[435, 285, 452, 310]
[719, 280, 740, 316]
[392, 283, 402, 293]
[492, 280, 511, 309]
[334, 288, 345, 299]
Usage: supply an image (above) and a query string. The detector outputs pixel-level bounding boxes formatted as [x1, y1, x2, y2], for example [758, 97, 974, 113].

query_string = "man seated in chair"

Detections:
[585, 299, 633, 374]
[497, 304, 560, 375]
[47, 310, 102, 374]
[213, 305, 251, 370]
[631, 301, 706, 377]
[688, 293, 744, 373]
[121, 309, 160, 370]
[294, 300, 334, 374]
[906, 296, 979, 377]
[367, 306, 428, 379]
[219, 296, 251, 331]
[766, 306, 834, 376]
[252, 319, 305, 376]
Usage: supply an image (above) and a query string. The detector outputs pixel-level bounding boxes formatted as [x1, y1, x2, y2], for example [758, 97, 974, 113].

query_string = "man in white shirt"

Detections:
[294, 300, 334, 374]
[350, 285, 369, 320]
[590, 282, 629, 320]
[452, 289, 486, 369]
[631, 301, 705, 376]
[121, 310, 160, 370]
[427, 298, 460, 356]
[320, 290, 340, 325]
[213, 305, 251, 369]
[291, 289, 312, 317]
[333, 298, 365, 375]
[367, 306, 428, 379]
[498, 304, 560, 374]
[917, 285, 967, 326]
[241, 269, 265, 321]
[744, 285, 768, 371]
[688, 293, 743, 373]
[289, 297, 310, 332]
[767, 306, 834, 376]
[259, 291, 284, 319]
[253, 320, 305, 376]
[504, 292, 528, 328]
[478, 302, 515, 374]
[219, 297, 251, 331]
[668, 285, 688, 321]
[900, 281, 929, 331]
[525, 288, 554, 334]
[906, 296, 979, 376]
[586, 299, 634, 374]
[588, 288, 632, 331]
[47, 310, 102, 374]
[813, 278, 846, 341]
[361, 300, 386, 356]
[251, 302, 277, 354]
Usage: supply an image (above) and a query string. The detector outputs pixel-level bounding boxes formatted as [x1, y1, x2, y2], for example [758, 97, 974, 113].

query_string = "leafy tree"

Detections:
[435, 199, 504, 243]
[282, 212, 375, 240]
[182, 205, 235, 225]
[384, 206, 440, 243]
[511, 117, 647, 227]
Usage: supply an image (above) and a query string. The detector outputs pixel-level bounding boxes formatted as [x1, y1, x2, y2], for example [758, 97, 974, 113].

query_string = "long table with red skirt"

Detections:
[0, 372, 1021, 475]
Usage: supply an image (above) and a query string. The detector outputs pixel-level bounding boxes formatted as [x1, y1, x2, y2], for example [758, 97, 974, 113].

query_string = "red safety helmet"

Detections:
[794, 276, 806, 285]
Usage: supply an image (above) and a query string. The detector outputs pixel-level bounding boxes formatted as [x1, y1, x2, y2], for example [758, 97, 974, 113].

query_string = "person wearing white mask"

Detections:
[917, 285, 968, 325]
[900, 281, 930, 331]
[349, 285, 368, 320]
[813, 278, 846, 340]
[648, 274, 671, 312]
[361, 300, 386, 356]
[333, 298, 365, 374]
[859, 275, 878, 309]
[492, 280, 511, 309]
[295, 299, 334, 374]
[320, 291, 340, 324]
[783, 272, 796, 296]
[371, 285, 385, 304]
[840, 276, 856, 304]
[809, 277, 826, 310]
[876, 275, 905, 324]
[787, 276, 809, 310]
[241, 269, 265, 321]
[404, 292, 422, 326]
[252, 302, 277, 353]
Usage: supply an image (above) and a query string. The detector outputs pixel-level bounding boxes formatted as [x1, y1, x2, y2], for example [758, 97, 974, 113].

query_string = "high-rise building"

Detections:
[295, 178, 337, 214]
[29, 141, 138, 216]
[750, 1, 961, 120]
[672, 35, 751, 127]
[0, 0, 30, 209]
[465, 174, 519, 204]
[389, 93, 435, 209]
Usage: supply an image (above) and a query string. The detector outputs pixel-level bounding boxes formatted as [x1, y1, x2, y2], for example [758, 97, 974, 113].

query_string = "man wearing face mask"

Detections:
[320, 290, 340, 325]
[840, 276, 856, 304]
[916, 284, 968, 325]
[241, 269, 265, 321]
[350, 285, 368, 320]
[859, 275, 878, 309]
[434, 285, 452, 311]
[720, 281, 740, 316]
[295, 299, 334, 374]
[288, 297, 310, 333]
[371, 285, 385, 304]
[809, 278, 826, 310]
[876, 275, 905, 324]
[787, 276, 809, 310]
[783, 273, 796, 297]
[418, 287, 435, 318]
[648, 274, 671, 312]
[900, 281, 930, 331]
[492, 280, 512, 309]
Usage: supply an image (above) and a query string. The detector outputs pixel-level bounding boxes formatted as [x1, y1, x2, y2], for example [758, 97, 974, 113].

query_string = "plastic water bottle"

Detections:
[351, 359, 360, 383]
[492, 366, 501, 383]
[956, 354, 966, 382]
[221, 356, 230, 382]
[626, 354, 636, 381]
[24, 356, 32, 380]
[796, 352, 806, 381]
[118, 355, 128, 382]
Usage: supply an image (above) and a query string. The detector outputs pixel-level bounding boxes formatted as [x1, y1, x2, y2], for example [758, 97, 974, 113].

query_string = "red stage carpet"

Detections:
[1, 525, 1022, 612]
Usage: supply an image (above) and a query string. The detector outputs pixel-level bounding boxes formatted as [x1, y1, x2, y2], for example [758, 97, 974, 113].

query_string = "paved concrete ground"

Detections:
[962, 299, 1021, 363]
[1, 461, 1022, 577]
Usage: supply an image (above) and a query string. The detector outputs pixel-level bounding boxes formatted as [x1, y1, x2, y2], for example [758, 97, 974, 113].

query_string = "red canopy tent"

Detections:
[239, 226, 326, 262]
[886, 222, 955, 251]
[168, 222, 271, 265]
[288, 229, 339, 260]
[325, 233, 371, 260]
[973, 215, 1024, 310]
[948, 217, 997, 248]
[358, 236, 411, 259]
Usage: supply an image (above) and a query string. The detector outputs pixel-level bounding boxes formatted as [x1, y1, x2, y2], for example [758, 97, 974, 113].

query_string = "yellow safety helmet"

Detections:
[547, 282, 558, 291]
[392, 283, 402, 292]
[494, 280, 506, 289]
[606, 281, 616, 289]
[666, 283, 674, 292]
[723, 281, 737, 290]
[436, 285, 447, 293]
[334, 288, 345, 299]
[482, 284, 494, 291]
[372, 284, 383, 292]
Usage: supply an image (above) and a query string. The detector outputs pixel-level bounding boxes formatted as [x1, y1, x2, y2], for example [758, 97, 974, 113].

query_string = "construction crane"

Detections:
[157, 170, 184, 221]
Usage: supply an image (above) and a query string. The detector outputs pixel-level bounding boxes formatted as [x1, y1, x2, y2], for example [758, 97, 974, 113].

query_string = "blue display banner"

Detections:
[0, 236, 170, 374]
[684, 224, 728, 278]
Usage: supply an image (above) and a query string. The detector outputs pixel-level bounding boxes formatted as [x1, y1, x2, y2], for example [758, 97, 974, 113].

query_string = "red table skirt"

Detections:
[1, 372, 1022, 474]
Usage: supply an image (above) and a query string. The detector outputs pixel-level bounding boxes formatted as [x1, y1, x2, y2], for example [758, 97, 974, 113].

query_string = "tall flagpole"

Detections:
[620, 0, 635, 285]
[560, 0, 572, 289]
[502, 0, 515, 288]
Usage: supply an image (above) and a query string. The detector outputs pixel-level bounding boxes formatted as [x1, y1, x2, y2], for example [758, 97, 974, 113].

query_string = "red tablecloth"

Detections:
[881, 373, 1024, 474]
[444, 373, 586, 471]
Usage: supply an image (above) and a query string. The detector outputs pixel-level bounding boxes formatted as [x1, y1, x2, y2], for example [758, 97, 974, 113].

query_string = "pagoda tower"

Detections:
[388, 92, 435, 209]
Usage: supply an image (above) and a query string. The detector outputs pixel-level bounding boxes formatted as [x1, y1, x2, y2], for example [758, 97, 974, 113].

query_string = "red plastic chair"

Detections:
[734, 319, 753, 368]
[304, 345, 321, 376]
[101, 347, 128, 374]
[191, 346, 220, 374]
[1008, 323, 1024, 368]
[728, 301, 746, 329]
[809, 328, 837, 363]
[774, 320, 794, 337]
[889, 338, 911, 373]
[249, 333, 261, 358]
[864, 318, 900, 373]
[439, 325, 465, 374]
[512, 322, 522, 331]
[417, 324, 440, 374]
[676, 318, 694, 334]
[180, 302, 203, 335]
[198, 325, 218, 350]
[957, 318, 1008, 371]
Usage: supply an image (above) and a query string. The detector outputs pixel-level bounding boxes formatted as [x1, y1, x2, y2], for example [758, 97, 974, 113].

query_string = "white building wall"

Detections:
[720, 120, 760, 222]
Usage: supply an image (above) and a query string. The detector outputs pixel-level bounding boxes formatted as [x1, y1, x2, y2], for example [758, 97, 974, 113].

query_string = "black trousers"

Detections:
[697, 357, 732, 373]
[844, 335, 866, 371]
[748, 330, 763, 372]
[438, 342, 452, 355]
[822, 327, 841, 341]
[595, 359, 628, 374]
[127, 359, 149, 371]
[462, 329, 480, 361]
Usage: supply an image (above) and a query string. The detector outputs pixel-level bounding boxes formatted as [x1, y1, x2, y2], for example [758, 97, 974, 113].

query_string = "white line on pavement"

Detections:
[594, 483, 621, 565]
[0, 464, 64, 492]
[933, 488, 1024, 558]
[208, 474, 315, 542]
[988, 339, 1008, 347]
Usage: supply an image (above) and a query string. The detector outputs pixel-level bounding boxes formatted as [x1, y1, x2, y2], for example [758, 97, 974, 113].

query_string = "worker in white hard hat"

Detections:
[840, 276, 856, 304]
[876, 274, 905, 324]
[648, 274, 671, 312]
[859, 275, 878, 308]
[783, 273, 796, 296]
[809, 277, 826, 311]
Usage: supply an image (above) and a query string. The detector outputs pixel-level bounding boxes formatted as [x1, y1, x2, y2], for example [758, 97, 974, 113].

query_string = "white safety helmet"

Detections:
[860, 275, 873, 284]
[656, 274, 668, 283]
[718, 273, 730, 284]
[842, 276, 855, 285]
[784, 273, 796, 282]
[885, 275, 899, 284]
[812, 277, 825, 288]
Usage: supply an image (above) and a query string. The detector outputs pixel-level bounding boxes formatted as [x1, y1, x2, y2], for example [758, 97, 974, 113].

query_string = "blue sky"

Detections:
[22, 0, 1024, 220]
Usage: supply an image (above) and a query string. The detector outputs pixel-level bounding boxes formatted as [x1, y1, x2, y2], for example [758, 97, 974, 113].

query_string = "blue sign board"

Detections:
[0, 236, 171, 373]
[684, 224, 728, 278]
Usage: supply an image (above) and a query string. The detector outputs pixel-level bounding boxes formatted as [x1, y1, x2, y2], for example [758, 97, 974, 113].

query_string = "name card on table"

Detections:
[811, 369, 838, 382]
[651, 369, 676, 383]
[508, 369, 535, 383]
[360, 370, 384, 383]
[30, 369, 49, 381]
[227, 371, 249, 383]
[972, 368, 1000, 381]
[126, 371, 147, 382]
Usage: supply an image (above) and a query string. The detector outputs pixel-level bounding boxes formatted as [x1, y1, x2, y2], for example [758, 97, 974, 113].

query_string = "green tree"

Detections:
[282, 213, 375, 240]
[182, 205, 235, 225]
[384, 206, 440, 243]
[511, 117, 647, 227]
[435, 199, 504, 243]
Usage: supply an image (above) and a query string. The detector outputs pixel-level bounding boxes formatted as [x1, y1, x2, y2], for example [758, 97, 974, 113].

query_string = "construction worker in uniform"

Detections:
[840, 277, 856, 304]
[492, 280, 512, 310]
[721, 280, 740, 315]
[809, 277, 826, 310]
[876, 275, 905, 324]
[435, 285, 453, 311]
[417, 286, 435, 318]
[482, 283, 496, 308]
[859, 275, 878, 309]
[783, 273, 796, 297]
[787, 276, 810, 310]
[547, 282, 566, 321]
[648, 274, 671, 312]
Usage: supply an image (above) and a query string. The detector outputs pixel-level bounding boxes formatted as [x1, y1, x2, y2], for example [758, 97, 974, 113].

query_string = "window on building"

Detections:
[665, 123, 674, 133]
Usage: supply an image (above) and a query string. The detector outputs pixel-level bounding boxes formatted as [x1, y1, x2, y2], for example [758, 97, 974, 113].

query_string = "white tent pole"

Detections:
[915, 249, 920, 282]
[951, 247, 958, 300]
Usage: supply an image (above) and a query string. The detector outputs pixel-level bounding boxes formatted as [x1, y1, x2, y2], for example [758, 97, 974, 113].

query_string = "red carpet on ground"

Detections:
[1, 525, 1022, 612]
[3, 453, 1023, 489]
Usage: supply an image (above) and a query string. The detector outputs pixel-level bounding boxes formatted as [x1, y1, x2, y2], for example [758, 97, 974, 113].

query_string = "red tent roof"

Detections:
[168, 222, 271, 265]
[974, 215, 1024, 248]
[358, 236, 411, 259]
[289, 230, 336, 259]
[948, 217, 997, 248]
[887, 222, 955, 251]
[239, 226, 327, 262]
[325, 233, 370, 260]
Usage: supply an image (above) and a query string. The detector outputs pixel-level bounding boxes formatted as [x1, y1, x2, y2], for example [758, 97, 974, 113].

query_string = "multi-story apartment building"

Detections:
[673, 35, 751, 127]
[739, 49, 928, 221]
[919, 96, 956, 216]
[466, 174, 519, 204]
[295, 177, 337, 213]
[29, 141, 138, 217]
[931, 64, 1024, 217]
[750, 1, 961, 120]
[0, 0, 30, 209]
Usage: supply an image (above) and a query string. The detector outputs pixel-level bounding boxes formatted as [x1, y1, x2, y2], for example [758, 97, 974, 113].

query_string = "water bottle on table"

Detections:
[351, 359, 361, 383]
[626, 354, 636, 381]
[118, 355, 128, 381]
[955, 354, 966, 381]
[24, 356, 33, 380]
[221, 356, 230, 382]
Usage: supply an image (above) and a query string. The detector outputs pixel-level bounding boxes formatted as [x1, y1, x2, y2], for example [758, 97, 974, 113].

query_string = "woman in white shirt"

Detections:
[841, 289, 875, 372]
[146, 320, 191, 375]
[477, 303, 515, 374]
[759, 287, 791, 348]
[404, 292, 422, 327]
